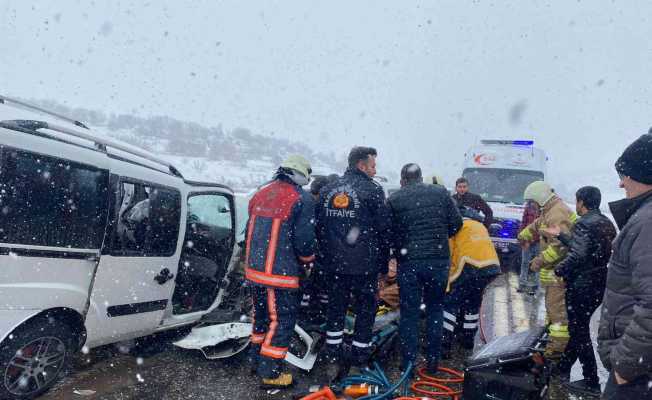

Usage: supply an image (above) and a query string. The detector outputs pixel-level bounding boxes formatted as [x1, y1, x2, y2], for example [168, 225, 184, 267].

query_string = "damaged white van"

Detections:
[0, 96, 236, 399]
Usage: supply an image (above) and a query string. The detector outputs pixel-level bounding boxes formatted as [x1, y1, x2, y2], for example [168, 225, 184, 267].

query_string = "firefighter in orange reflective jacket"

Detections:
[245, 155, 317, 388]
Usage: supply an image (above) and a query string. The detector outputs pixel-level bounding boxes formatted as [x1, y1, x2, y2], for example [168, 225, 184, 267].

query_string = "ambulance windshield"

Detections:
[463, 168, 544, 205]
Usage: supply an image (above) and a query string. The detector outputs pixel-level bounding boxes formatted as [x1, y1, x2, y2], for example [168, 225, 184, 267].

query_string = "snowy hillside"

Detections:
[28, 100, 345, 191]
[25, 99, 627, 206]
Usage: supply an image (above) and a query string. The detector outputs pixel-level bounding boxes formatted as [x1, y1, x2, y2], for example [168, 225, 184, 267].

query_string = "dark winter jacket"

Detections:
[452, 192, 493, 228]
[555, 209, 617, 288]
[519, 200, 541, 243]
[388, 182, 462, 264]
[316, 168, 391, 276]
[598, 190, 652, 382]
[245, 177, 316, 289]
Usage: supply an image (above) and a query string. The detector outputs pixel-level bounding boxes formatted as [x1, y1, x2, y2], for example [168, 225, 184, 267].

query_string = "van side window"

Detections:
[114, 181, 181, 257]
[0, 148, 109, 249]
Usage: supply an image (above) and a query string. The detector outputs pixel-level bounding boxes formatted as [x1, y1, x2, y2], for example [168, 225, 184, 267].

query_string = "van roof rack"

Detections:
[0, 119, 183, 178]
[0, 95, 90, 129]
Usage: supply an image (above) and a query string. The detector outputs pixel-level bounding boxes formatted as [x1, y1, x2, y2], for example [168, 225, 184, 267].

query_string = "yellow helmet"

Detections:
[523, 181, 554, 206]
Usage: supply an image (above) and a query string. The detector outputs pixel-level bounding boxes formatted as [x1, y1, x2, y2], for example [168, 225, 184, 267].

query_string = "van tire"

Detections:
[0, 317, 74, 400]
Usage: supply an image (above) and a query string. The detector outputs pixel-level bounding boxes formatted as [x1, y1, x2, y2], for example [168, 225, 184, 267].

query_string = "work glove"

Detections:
[529, 256, 544, 272]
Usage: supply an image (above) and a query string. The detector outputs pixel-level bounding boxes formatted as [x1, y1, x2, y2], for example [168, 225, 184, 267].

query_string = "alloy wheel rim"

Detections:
[4, 336, 66, 395]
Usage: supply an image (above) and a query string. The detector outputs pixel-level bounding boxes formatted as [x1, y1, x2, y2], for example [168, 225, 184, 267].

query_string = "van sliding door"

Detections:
[0, 147, 108, 316]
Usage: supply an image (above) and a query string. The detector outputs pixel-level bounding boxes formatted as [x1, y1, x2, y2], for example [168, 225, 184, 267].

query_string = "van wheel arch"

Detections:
[23, 308, 87, 351]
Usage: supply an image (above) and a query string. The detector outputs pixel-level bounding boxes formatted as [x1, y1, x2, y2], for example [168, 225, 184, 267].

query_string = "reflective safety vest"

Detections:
[448, 218, 500, 286]
[548, 322, 570, 339]
[244, 179, 316, 289]
[539, 268, 557, 285]
[518, 196, 577, 286]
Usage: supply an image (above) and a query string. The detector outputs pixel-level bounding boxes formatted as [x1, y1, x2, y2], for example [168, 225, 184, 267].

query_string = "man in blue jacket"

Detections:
[317, 146, 392, 367]
[245, 155, 317, 388]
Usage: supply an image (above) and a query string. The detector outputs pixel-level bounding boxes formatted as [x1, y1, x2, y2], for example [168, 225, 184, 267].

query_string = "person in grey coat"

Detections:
[598, 132, 652, 399]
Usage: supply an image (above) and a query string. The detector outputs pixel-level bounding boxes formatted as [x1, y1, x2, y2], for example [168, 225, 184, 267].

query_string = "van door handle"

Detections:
[154, 268, 175, 285]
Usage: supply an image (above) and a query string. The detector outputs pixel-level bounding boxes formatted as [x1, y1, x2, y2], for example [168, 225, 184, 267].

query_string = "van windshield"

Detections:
[462, 168, 544, 205]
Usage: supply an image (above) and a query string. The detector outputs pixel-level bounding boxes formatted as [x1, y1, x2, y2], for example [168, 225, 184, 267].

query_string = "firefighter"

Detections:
[517, 181, 576, 361]
[245, 155, 317, 388]
[442, 205, 501, 355]
[316, 146, 392, 368]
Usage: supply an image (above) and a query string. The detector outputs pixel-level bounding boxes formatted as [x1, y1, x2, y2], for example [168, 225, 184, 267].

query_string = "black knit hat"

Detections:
[615, 132, 652, 184]
[310, 176, 329, 195]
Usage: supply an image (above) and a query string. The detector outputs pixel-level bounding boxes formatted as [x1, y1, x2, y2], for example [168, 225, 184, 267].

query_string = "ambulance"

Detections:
[461, 140, 547, 264]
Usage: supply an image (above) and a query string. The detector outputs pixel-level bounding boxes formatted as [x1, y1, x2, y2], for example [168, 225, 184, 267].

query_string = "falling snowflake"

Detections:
[17, 377, 29, 388]
[346, 227, 360, 245]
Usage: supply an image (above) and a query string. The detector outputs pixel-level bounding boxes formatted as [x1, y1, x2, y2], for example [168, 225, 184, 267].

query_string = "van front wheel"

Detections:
[0, 318, 73, 400]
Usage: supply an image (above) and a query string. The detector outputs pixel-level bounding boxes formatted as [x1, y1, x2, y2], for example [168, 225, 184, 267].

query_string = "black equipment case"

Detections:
[463, 327, 550, 399]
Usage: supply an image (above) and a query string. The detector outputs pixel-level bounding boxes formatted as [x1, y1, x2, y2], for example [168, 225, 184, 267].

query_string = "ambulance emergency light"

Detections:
[481, 140, 534, 146]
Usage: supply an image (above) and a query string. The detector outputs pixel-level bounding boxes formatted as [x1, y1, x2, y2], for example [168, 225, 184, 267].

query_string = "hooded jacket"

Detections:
[598, 190, 652, 382]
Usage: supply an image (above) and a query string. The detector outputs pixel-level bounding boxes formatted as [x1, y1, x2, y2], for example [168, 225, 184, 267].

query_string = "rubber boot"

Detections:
[261, 373, 293, 389]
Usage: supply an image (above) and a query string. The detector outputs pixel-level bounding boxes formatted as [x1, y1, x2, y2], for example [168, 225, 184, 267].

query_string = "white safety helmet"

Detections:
[523, 181, 554, 206]
[280, 155, 312, 186]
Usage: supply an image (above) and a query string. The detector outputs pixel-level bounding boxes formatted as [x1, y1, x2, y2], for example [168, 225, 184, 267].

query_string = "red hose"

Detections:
[411, 381, 460, 399]
[416, 367, 464, 384]
[408, 366, 464, 400]
[299, 387, 337, 400]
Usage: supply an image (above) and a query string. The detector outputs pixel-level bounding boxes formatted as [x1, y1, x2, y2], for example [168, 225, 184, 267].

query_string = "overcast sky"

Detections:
[2, 0, 651, 197]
